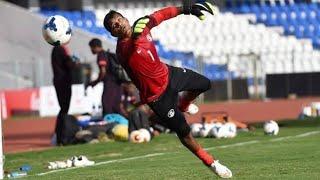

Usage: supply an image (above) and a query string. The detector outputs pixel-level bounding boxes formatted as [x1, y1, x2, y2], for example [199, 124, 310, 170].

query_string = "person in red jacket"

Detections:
[103, 2, 232, 178]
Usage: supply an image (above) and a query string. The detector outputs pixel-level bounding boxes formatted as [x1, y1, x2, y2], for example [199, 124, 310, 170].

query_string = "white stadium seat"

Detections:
[94, 3, 320, 76]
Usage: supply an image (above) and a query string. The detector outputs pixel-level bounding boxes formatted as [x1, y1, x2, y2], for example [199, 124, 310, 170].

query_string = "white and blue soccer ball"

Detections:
[42, 15, 72, 46]
[264, 120, 279, 135]
[199, 123, 215, 137]
[210, 122, 237, 139]
[223, 122, 237, 138]
[190, 123, 203, 137]
[210, 122, 224, 138]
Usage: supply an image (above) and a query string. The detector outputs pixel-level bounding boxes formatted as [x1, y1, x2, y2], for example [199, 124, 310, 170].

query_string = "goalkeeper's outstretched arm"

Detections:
[133, 1, 217, 36]
[132, 7, 182, 36]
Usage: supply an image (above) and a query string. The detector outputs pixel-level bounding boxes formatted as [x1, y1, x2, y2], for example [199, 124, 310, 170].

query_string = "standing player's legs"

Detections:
[102, 83, 113, 116]
[54, 82, 72, 144]
[102, 81, 122, 116]
[111, 83, 123, 114]
[102, 91, 111, 116]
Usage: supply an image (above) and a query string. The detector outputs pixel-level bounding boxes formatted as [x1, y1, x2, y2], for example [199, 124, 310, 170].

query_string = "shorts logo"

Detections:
[167, 109, 175, 118]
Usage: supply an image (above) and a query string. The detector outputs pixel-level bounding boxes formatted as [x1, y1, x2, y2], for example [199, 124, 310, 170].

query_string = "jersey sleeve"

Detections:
[147, 6, 181, 29]
[132, 7, 180, 37]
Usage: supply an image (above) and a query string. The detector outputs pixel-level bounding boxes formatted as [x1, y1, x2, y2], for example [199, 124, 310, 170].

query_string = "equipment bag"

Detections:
[60, 114, 81, 145]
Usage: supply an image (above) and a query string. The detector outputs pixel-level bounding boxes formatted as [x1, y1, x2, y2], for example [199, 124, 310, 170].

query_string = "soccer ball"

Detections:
[42, 15, 72, 46]
[210, 122, 225, 138]
[130, 130, 143, 143]
[224, 122, 237, 138]
[139, 128, 151, 142]
[190, 123, 203, 137]
[199, 123, 215, 137]
[264, 120, 279, 135]
[129, 129, 151, 143]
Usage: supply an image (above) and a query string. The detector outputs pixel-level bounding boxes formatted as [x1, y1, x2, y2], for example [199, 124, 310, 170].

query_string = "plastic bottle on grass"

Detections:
[7, 171, 27, 178]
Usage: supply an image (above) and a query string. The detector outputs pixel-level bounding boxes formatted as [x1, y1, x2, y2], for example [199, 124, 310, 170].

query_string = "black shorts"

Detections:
[148, 65, 210, 137]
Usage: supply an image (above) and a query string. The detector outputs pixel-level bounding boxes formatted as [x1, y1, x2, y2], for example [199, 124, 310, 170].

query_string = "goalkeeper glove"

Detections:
[132, 16, 150, 36]
[183, 1, 217, 20]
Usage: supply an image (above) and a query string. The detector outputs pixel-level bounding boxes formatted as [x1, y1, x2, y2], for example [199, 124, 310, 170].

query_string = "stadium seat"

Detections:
[39, 1, 320, 80]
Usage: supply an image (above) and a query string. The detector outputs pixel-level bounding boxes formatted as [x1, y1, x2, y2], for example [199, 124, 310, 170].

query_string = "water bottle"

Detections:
[51, 133, 57, 146]
[7, 171, 27, 178]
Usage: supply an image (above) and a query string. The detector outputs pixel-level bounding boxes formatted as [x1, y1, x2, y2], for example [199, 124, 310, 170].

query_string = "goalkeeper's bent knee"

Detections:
[204, 77, 211, 91]
[198, 76, 211, 92]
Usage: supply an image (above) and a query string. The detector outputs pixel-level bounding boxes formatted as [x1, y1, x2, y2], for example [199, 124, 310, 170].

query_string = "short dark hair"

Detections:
[89, 38, 102, 47]
[103, 10, 123, 32]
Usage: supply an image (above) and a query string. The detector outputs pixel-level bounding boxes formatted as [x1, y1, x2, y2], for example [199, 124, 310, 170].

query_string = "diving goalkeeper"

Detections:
[103, 2, 232, 178]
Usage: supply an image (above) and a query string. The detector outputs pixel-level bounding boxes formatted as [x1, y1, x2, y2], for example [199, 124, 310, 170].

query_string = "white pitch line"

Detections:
[36, 140, 259, 176]
[294, 131, 320, 137]
[37, 153, 164, 176]
[205, 140, 259, 151]
[36, 130, 320, 176]
[270, 131, 320, 142]
[95, 152, 164, 166]
[269, 136, 292, 142]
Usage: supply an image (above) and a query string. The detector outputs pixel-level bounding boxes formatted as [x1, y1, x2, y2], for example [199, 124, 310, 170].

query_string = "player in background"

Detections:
[103, 1, 232, 178]
[51, 45, 78, 145]
[87, 38, 123, 116]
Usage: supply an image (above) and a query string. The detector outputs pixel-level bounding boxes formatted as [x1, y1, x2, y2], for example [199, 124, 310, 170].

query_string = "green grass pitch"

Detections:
[4, 119, 320, 179]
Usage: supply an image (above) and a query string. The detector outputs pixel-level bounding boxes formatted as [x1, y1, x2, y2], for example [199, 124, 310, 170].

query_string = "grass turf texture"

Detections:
[4, 119, 320, 179]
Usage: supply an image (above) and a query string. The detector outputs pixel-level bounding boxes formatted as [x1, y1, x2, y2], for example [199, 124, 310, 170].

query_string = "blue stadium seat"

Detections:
[230, 2, 320, 49]
[304, 28, 314, 38]
[239, 5, 251, 14]
[250, 4, 261, 14]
